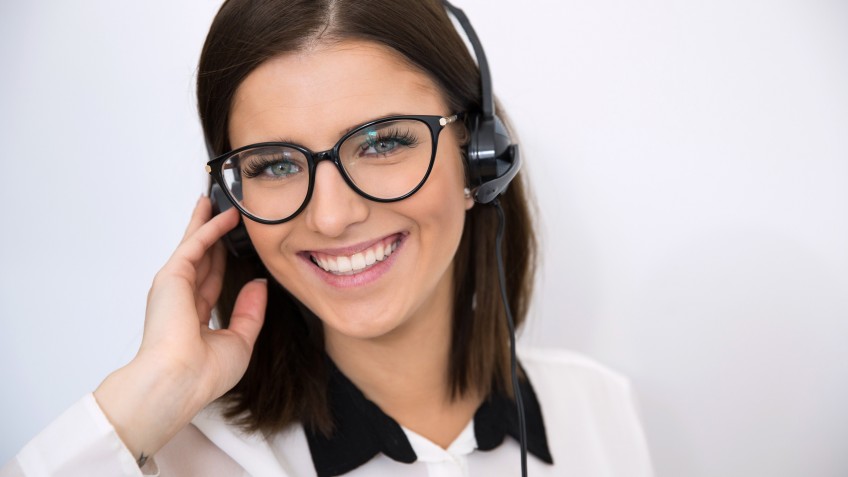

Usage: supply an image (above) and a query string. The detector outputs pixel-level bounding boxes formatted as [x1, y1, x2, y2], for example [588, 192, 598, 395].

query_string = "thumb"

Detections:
[227, 278, 268, 350]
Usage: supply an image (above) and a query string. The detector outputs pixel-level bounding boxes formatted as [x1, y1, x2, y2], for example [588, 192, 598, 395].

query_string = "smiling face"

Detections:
[228, 40, 473, 345]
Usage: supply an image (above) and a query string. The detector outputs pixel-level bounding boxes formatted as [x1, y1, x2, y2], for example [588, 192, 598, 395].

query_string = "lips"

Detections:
[308, 234, 403, 276]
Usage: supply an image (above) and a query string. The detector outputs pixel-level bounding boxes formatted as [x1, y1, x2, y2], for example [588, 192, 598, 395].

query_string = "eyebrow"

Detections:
[270, 112, 417, 146]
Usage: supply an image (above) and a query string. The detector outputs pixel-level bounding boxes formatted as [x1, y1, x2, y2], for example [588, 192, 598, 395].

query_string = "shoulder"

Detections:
[519, 347, 654, 475]
[519, 347, 633, 396]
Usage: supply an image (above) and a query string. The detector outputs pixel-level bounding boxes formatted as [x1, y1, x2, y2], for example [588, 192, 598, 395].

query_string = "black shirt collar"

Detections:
[304, 361, 553, 477]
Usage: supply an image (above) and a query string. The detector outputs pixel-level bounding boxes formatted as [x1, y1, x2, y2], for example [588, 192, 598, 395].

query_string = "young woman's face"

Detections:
[229, 40, 473, 343]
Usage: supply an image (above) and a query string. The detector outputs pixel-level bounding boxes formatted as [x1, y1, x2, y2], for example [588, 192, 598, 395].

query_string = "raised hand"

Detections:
[93, 197, 267, 464]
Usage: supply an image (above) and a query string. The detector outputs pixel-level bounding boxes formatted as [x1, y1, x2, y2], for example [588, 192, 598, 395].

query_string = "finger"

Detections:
[145, 206, 240, 338]
[193, 210, 230, 298]
[196, 241, 227, 324]
[226, 278, 268, 351]
[181, 196, 213, 243]
[194, 239, 215, 288]
[200, 278, 267, 398]
[167, 207, 240, 277]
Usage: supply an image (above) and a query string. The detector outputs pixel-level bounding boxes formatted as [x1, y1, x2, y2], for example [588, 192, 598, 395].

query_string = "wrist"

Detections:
[93, 356, 206, 460]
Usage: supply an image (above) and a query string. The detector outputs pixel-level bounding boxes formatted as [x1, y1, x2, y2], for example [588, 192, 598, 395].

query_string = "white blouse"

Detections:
[2, 348, 654, 477]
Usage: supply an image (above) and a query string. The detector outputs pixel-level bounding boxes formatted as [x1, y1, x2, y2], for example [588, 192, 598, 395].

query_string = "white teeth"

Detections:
[337, 256, 352, 273]
[325, 256, 338, 272]
[312, 239, 400, 275]
[351, 252, 366, 271]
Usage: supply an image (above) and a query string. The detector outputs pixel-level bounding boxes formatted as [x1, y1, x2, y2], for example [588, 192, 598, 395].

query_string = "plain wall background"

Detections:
[1, 1, 846, 475]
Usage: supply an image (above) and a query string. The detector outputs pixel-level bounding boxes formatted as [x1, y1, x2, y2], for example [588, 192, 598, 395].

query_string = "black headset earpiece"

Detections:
[466, 114, 521, 204]
[442, 0, 522, 204]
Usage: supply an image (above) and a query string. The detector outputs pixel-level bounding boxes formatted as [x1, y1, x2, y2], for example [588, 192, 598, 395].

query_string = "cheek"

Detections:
[414, 149, 468, 236]
[243, 221, 295, 268]
[431, 133, 468, 195]
[244, 220, 316, 309]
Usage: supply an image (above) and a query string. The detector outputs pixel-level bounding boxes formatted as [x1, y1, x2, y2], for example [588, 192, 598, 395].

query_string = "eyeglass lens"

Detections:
[219, 118, 434, 222]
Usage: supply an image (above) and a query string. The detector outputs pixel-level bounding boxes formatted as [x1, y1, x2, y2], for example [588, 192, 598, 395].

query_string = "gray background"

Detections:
[1, 1, 847, 475]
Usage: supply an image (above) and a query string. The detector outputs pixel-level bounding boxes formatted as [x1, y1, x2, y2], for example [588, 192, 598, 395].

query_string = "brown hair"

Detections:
[198, 0, 536, 437]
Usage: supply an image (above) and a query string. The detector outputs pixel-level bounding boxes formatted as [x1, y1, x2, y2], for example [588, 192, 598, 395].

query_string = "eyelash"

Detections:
[240, 156, 299, 178]
[364, 128, 419, 149]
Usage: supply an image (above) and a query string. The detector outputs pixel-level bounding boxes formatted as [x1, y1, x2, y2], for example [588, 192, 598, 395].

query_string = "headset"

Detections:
[208, 0, 521, 258]
[441, 0, 522, 205]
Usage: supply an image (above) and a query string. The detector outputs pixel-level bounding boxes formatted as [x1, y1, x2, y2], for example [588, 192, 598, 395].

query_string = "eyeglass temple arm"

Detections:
[440, 114, 461, 126]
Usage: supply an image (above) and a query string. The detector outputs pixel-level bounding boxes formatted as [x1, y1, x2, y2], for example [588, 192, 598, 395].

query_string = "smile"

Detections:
[309, 235, 402, 276]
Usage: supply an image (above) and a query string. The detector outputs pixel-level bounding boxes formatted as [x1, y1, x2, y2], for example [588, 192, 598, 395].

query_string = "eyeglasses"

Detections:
[206, 114, 461, 224]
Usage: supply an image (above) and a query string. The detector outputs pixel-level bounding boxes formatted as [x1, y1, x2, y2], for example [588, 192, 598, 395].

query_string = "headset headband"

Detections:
[441, 1, 494, 120]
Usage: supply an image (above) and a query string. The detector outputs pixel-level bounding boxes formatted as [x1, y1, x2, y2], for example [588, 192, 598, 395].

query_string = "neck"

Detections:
[325, 298, 453, 412]
[323, 280, 482, 448]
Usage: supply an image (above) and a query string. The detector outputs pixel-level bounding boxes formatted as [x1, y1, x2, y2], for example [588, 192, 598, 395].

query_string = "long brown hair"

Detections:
[198, 0, 536, 437]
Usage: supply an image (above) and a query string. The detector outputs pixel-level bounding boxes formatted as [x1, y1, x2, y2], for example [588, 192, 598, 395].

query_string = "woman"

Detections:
[3, 0, 652, 476]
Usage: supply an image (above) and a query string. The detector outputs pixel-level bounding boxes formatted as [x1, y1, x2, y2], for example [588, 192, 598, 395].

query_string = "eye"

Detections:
[366, 138, 398, 154]
[265, 160, 300, 177]
[357, 128, 419, 157]
[240, 149, 305, 180]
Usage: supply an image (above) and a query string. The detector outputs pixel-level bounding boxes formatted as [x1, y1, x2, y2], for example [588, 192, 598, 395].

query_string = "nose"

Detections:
[303, 159, 369, 237]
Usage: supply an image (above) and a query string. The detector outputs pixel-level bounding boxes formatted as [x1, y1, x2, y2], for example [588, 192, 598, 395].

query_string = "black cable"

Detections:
[493, 198, 528, 477]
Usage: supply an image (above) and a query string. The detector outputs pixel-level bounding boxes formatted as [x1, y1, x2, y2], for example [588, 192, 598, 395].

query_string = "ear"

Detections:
[464, 187, 474, 210]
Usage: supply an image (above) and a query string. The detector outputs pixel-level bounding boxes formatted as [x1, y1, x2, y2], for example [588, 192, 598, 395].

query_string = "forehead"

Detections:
[229, 40, 448, 149]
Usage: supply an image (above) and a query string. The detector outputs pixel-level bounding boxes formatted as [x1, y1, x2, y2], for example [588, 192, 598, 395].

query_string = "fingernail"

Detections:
[253, 278, 268, 283]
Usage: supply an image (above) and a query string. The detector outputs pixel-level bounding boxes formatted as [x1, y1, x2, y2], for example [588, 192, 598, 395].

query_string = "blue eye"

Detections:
[364, 137, 400, 154]
[358, 128, 419, 157]
[240, 152, 304, 180]
[265, 160, 300, 177]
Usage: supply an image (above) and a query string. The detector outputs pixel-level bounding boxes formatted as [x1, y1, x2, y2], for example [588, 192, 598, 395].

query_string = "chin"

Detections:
[316, 304, 410, 342]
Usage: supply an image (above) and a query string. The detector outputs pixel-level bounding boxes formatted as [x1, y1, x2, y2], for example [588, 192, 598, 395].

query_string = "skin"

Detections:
[93, 39, 478, 461]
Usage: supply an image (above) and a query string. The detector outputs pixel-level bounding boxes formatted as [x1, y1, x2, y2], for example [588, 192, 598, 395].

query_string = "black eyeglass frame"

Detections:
[206, 114, 461, 225]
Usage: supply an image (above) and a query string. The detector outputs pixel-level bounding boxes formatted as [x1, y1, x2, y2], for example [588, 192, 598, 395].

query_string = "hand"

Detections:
[94, 197, 267, 462]
[139, 196, 267, 402]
